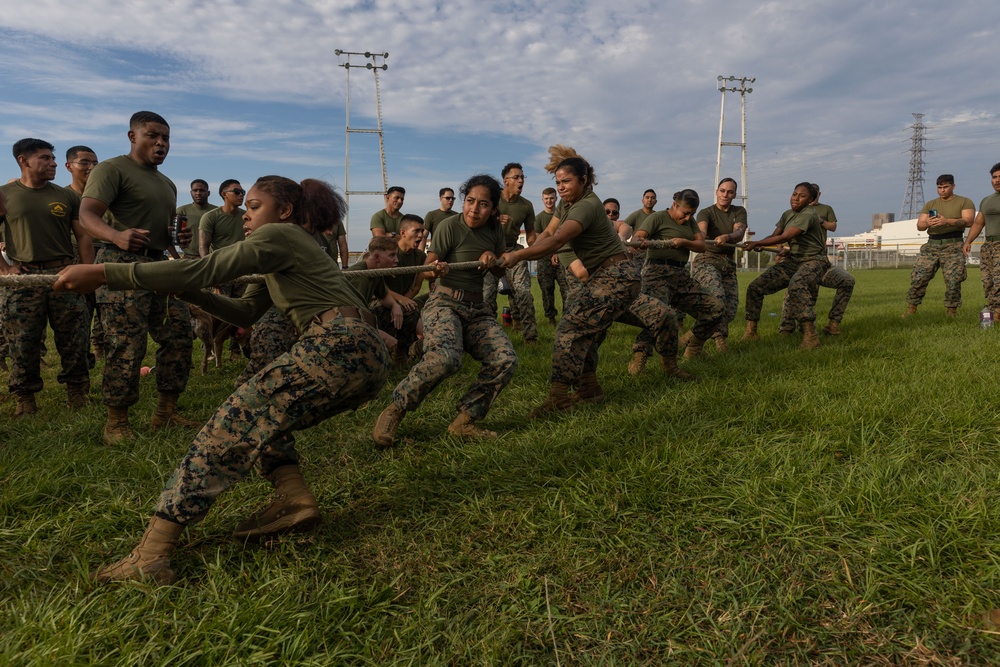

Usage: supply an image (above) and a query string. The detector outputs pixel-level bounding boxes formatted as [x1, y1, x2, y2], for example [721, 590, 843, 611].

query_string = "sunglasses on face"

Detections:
[225, 188, 245, 196]
[605, 209, 620, 217]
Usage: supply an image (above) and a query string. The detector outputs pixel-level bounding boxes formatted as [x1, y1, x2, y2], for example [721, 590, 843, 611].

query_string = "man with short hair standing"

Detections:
[902, 174, 975, 317]
[198, 179, 245, 257]
[64, 145, 103, 364]
[535, 187, 569, 326]
[623, 189, 657, 232]
[423, 187, 457, 249]
[80, 111, 198, 444]
[176, 179, 216, 259]
[963, 163, 1000, 321]
[370, 186, 405, 237]
[483, 163, 538, 343]
[0, 138, 93, 416]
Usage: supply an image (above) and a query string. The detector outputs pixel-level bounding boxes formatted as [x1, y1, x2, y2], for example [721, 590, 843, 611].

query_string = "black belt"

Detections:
[437, 286, 484, 304]
[97, 243, 165, 260]
[986, 235, 1000, 242]
[647, 258, 688, 268]
[928, 231, 964, 241]
[14, 258, 75, 271]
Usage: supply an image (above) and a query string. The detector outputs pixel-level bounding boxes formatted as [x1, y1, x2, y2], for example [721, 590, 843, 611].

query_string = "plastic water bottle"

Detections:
[981, 306, 993, 329]
[502, 306, 512, 327]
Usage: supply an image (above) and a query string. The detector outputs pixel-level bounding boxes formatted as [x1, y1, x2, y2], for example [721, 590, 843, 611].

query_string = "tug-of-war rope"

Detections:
[0, 241, 782, 288]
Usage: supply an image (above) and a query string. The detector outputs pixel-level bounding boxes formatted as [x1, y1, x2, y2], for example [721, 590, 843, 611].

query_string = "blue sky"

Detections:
[1, 0, 998, 250]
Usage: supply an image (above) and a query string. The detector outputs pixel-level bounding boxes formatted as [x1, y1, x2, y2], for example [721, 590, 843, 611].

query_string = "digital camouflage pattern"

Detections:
[536, 256, 569, 321]
[6, 267, 90, 395]
[632, 264, 724, 354]
[905, 242, 966, 308]
[95, 246, 193, 408]
[482, 243, 538, 340]
[691, 252, 739, 338]
[391, 291, 517, 421]
[980, 242, 1000, 310]
[779, 265, 855, 330]
[235, 306, 300, 387]
[745, 256, 831, 323]
[155, 316, 389, 523]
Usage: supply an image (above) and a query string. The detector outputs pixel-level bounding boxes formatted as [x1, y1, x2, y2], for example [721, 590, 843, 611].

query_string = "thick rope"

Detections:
[0, 260, 486, 288]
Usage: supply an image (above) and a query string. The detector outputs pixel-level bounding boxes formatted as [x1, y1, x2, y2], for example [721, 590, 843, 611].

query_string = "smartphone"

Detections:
[929, 209, 938, 217]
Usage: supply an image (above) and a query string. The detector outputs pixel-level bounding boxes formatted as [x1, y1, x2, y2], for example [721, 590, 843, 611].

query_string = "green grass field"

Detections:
[3, 267, 1000, 665]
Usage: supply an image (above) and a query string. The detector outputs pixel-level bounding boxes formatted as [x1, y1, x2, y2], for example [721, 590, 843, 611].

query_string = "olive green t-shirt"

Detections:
[176, 202, 217, 257]
[777, 209, 825, 258]
[423, 209, 454, 236]
[623, 208, 652, 231]
[0, 181, 79, 262]
[697, 204, 747, 256]
[534, 210, 554, 235]
[387, 245, 427, 295]
[638, 211, 699, 263]
[980, 193, 1000, 237]
[431, 214, 505, 293]
[498, 194, 536, 247]
[809, 203, 837, 244]
[370, 209, 403, 236]
[345, 261, 388, 304]
[921, 196, 975, 236]
[565, 191, 626, 269]
[105, 222, 369, 332]
[552, 200, 579, 267]
[83, 155, 176, 252]
[200, 207, 246, 252]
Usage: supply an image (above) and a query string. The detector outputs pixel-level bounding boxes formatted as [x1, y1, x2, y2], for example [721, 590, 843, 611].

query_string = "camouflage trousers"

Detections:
[154, 316, 390, 524]
[6, 268, 90, 395]
[235, 306, 300, 387]
[551, 259, 641, 385]
[536, 255, 569, 320]
[745, 256, 830, 323]
[483, 244, 538, 340]
[392, 291, 517, 420]
[0, 287, 8, 359]
[779, 265, 855, 331]
[906, 241, 966, 308]
[691, 252, 739, 338]
[96, 247, 193, 408]
[980, 242, 1000, 310]
[632, 263, 724, 355]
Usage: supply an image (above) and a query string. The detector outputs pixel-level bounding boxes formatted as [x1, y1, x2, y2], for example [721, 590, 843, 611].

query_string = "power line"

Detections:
[900, 113, 927, 220]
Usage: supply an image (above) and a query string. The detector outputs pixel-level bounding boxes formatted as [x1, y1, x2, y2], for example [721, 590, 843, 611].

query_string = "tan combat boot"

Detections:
[740, 321, 759, 341]
[627, 351, 648, 376]
[233, 465, 322, 541]
[822, 321, 842, 336]
[104, 406, 136, 445]
[14, 393, 37, 418]
[900, 304, 918, 318]
[712, 333, 729, 353]
[151, 392, 202, 429]
[677, 330, 695, 354]
[661, 355, 698, 382]
[945, 307, 957, 318]
[571, 371, 605, 404]
[92, 516, 184, 585]
[67, 382, 89, 409]
[447, 411, 498, 439]
[373, 402, 405, 448]
[800, 322, 822, 349]
[683, 336, 706, 359]
[528, 382, 575, 418]
[993, 309, 1000, 324]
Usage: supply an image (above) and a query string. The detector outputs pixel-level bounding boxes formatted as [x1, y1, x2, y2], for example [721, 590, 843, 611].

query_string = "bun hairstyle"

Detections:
[253, 176, 347, 235]
[545, 144, 597, 188]
[672, 189, 700, 209]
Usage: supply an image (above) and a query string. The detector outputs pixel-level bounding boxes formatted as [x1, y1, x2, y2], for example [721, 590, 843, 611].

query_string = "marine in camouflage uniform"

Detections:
[234, 306, 298, 387]
[534, 189, 569, 324]
[963, 167, 1000, 318]
[903, 178, 975, 314]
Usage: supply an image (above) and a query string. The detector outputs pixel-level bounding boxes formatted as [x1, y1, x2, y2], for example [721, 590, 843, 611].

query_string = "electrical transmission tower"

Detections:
[336, 49, 389, 236]
[715, 75, 755, 210]
[900, 113, 927, 220]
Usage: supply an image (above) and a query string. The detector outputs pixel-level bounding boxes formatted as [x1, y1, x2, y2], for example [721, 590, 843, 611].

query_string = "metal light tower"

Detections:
[900, 113, 927, 221]
[714, 75, 755, 210]
[336, 49, 389, 235]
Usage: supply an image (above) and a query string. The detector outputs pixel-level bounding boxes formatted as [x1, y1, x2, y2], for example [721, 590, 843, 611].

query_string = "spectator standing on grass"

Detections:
[742, 182, 829, 349]
[199, 179, 246, 257]
[962, 162, 1000, 321]
[56, 175, 393, 584]
[423, 187, 456, 250]
[623, 188, 657, 234]
[901, 174, 975, 318]
[0, 138, 93, 417]
[372, 174, 516, 448]
[370, 186, 405, 238]
[482, 162, 538, 343]
[64, 145, 104, 365]
[80, 110, 199, 444]
[535, 187, 570, 326]
[176, 179, 216, 260]
[777, 184, 855, 336]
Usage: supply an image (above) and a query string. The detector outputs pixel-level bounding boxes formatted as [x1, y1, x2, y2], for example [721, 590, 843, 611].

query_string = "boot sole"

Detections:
[233, 508, 322, 541]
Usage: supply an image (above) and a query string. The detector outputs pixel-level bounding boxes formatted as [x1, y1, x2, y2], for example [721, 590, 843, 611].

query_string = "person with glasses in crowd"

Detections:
[64, 145, 104, 365]
[199, 180, 246, 258]
[423, 187, 457, 250]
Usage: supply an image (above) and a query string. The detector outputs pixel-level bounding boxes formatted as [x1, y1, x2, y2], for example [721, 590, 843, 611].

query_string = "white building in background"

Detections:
[832, 218, 927, 256]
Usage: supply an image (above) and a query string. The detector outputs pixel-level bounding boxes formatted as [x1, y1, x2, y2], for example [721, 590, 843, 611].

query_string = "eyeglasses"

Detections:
[442, 196, 455, 200]
[605, 209, 620, 217]
[71, 160, 98, 167]
[225, 188, 245, 196]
